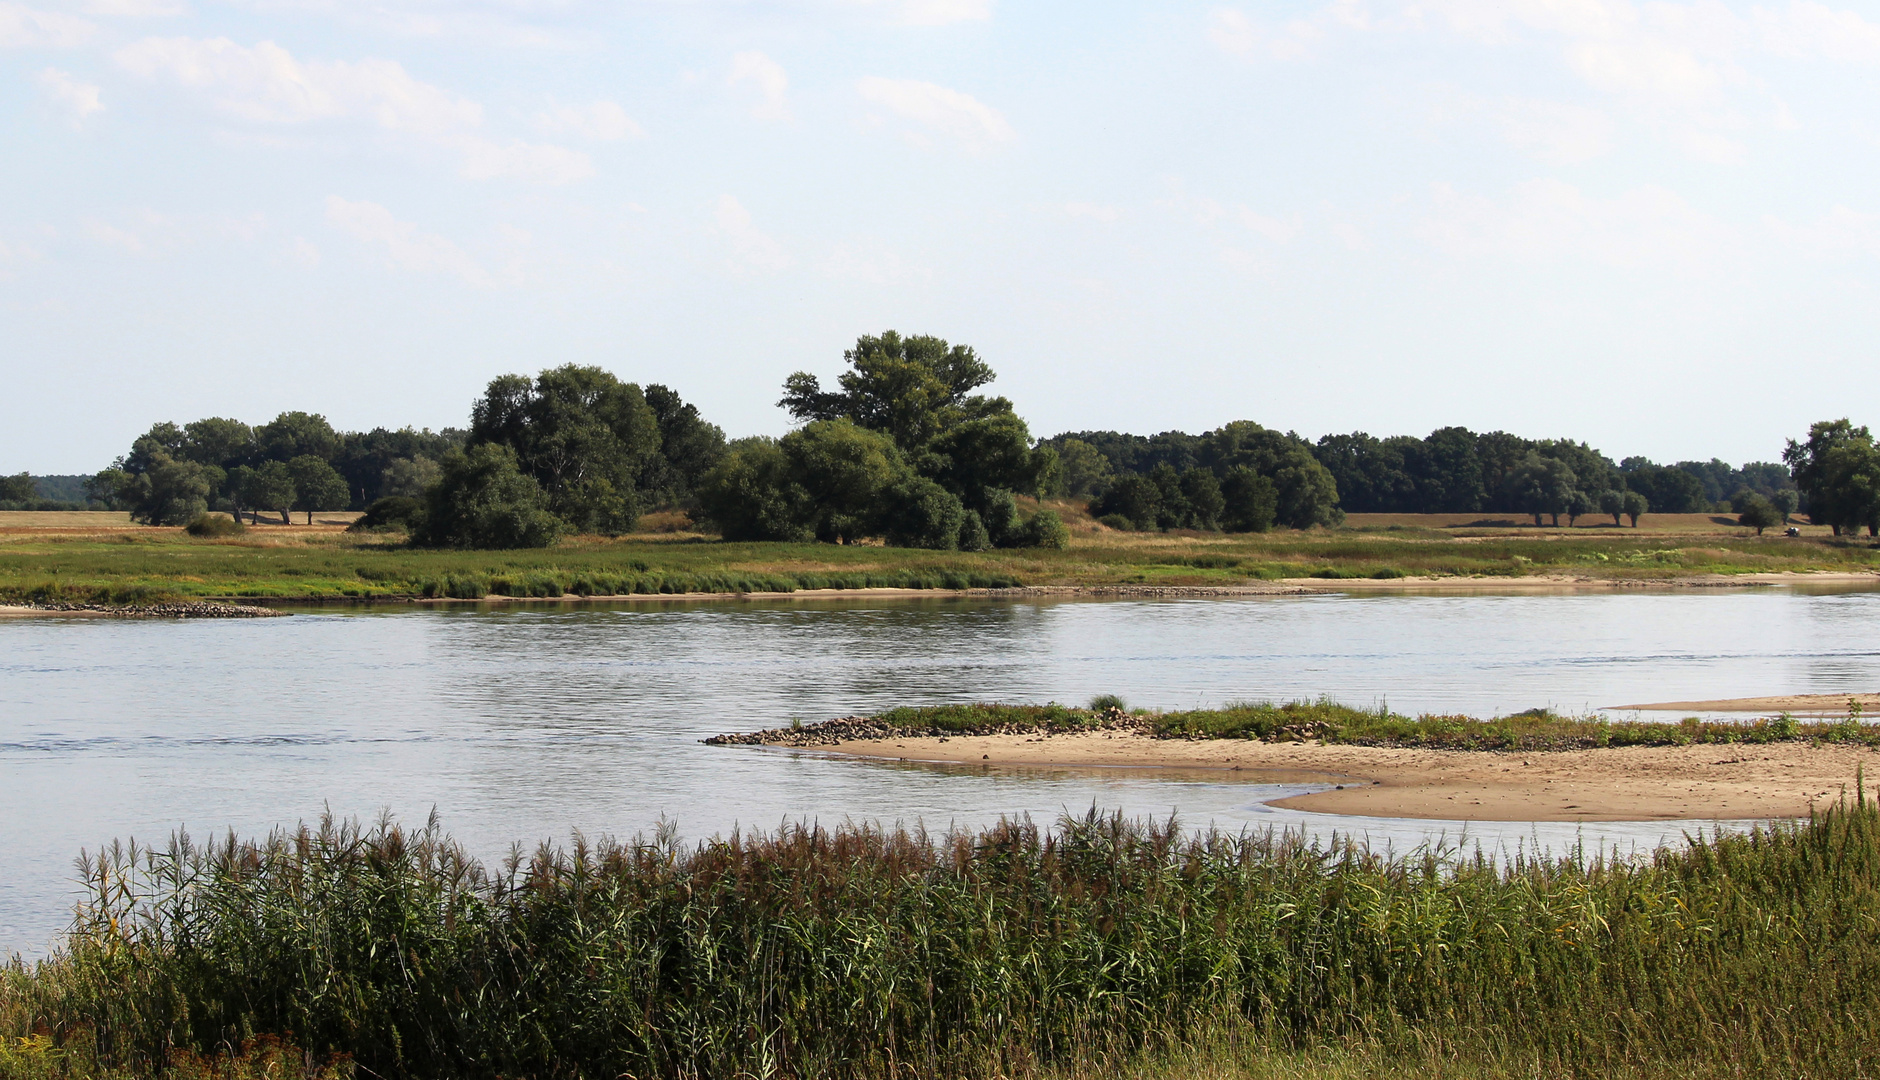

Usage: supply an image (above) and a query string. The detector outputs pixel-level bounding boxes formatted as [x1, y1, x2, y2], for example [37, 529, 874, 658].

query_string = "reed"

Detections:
[8, 797, 1880, 1079]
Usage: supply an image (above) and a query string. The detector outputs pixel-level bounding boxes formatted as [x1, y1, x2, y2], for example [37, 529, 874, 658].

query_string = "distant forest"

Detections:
[2, 331, 1865, 546]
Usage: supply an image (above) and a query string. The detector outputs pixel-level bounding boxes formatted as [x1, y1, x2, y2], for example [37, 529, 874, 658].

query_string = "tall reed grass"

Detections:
[8, 797, 1880, 1078]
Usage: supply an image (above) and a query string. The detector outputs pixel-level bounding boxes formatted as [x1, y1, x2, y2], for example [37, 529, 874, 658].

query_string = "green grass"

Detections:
[10, 799, 1880, 1079]
[1, 524, 1877, 602]
[793, 699, 1880, 750]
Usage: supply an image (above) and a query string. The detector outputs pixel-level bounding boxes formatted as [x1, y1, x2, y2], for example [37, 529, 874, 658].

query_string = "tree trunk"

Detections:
[279, 509, 290, 524]
[306, 510, 313, 525]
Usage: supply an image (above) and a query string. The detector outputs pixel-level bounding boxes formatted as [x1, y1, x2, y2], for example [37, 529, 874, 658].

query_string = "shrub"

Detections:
[348, 496, 424, 533]
[878, 476, 965, 550]
[1012, 509, 1070, 549]
[957, 509, 991, 552]
[1097, 513, 1135, 532]
[184, 514, 246, 538]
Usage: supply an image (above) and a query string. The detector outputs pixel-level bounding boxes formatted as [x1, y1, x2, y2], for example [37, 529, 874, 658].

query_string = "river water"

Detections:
[6, 586, 1880, 956]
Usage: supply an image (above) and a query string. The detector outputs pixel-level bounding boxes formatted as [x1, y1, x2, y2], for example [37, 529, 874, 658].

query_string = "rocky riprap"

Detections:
[706, 707, 1156, 747]
[13, 601, 286, 618]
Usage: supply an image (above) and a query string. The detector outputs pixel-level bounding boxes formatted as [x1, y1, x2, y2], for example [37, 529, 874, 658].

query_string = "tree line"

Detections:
[9, 329, 1872, 547]
[1044, 426, 1802, 529]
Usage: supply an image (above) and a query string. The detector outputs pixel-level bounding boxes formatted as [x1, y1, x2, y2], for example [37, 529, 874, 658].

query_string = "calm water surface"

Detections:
[6, 588, 1880, 955]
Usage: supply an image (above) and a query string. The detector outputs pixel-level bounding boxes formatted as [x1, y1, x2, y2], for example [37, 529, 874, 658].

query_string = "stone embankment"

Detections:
[9, 600, 286, 618]
[706, 707, 1154, 747]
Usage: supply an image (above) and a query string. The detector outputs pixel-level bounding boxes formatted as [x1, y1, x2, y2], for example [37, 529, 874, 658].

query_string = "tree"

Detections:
[1200, 421, 1341, 529]
[0, 473, 37, 503]
[1220, 466, 1277, 533]
[877, 475, 966, 550]
[181, 418, 255, 468]
[123, 453, 214, 526]
[1772, 489, 1799, 524]
[1051, 438, 1111, 498]
[781, 331, 1001, 451]
[1785, 420, 1876, 535]
[1598, 489, 1625, 526]
[1503, 453, 1577, 526]
[1564, 489, 1595, 527]
[287, 456, 350, 524]
[470, 366, 661, 535]
[234, 461, 297, 524]
[257, 412, 341, 463]
[1179, 468, 1225, 531]
[1738, 494, 1781, 535]
[642, 384, 727, 511]
[1092, 474, 1162, 531]
[779, 420, 905, 544]
[696, 438, 811, 543]
[1621, 490, 1648, 527]
[381, 456, 441, 499]
[1814, 441, 1880, 536]
[414, 444, 566, 549]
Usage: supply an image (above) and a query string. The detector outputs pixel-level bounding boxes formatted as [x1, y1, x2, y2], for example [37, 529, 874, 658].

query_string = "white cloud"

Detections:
[1065, 201, 1119, 223]
[856, 75, 1013, 149]
[1766, 205, 1880, 259]
[1495, 98, 1612, 164]
[1158, 182, 1300, 242]
[286, 235, 320, 267]
[36, 67, 103, 123]
[80, 0, 187, 15]
[898, 0, 990, 26]
[1208, 7, 1323, 60]
[116, 36, 591, 182]
[325, 195, 490, 285]
[534, 99, 641, 141]
[713, 194, 790, 272]
[0, 2, 93, 47]
[81, 218, 145, 253]
[1418, 178, 1736, 269]
[728, 50, 789, 121]
[819, 237, 929, 283]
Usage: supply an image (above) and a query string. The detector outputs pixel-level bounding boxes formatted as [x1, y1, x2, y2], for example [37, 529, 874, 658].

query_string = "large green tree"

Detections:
[414, 444, 567, 549]
[469, 366, 661, 535]
[1785, 419, 1877, 535]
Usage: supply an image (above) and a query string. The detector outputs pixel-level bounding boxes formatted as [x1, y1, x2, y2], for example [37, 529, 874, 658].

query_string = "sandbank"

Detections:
[799, 731, 1880, 821]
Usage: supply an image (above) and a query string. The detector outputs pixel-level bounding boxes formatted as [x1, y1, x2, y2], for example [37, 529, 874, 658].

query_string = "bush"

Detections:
[1092, 474, 1161, 531]
[184, 514, 246, 538]
[413, 445, 567, 550]
[1011, 509, 1070, 549]
[348, 496, 423, 534]
[1096, 512, 1135, 532]
[878, 476, 965, 550]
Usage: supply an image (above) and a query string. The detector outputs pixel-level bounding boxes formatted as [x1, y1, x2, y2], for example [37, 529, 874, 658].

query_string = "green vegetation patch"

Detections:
[828, 699, 1880, 750]
[11, 802, 1880, 1079]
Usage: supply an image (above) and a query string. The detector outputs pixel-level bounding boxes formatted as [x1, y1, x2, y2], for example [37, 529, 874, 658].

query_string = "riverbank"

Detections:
[1, 510, 1876, 602]
[0, 600, 284, 618]
[710, 702, 1880, 821]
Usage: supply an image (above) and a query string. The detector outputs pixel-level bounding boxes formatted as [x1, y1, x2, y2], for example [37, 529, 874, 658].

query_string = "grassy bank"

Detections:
[727, 698, 1880, 750]
[2, 510, 1878, 602]
[8, 801, 1880, 1079]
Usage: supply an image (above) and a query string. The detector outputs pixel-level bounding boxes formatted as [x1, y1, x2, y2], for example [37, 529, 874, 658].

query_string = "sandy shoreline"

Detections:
[792, 731, 1880, 821]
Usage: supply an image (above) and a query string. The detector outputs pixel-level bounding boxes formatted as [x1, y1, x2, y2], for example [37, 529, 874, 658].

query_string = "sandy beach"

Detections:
[798, 730, 1880, 821]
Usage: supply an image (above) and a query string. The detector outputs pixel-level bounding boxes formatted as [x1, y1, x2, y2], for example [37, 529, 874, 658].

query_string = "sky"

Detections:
[5, 0, 1880, 474]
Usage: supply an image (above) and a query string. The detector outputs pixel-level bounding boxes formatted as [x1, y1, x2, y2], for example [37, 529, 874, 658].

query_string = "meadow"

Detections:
[7, 796, 1880, 1079]
[0, 506, 1875, 604]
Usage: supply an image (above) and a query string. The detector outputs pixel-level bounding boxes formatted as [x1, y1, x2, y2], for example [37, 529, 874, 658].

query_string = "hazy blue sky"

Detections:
[6, 0, 1880, 473]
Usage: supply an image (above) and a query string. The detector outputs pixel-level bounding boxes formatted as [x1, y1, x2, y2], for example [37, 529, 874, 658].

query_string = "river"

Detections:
[5, 586, 1880, 956]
